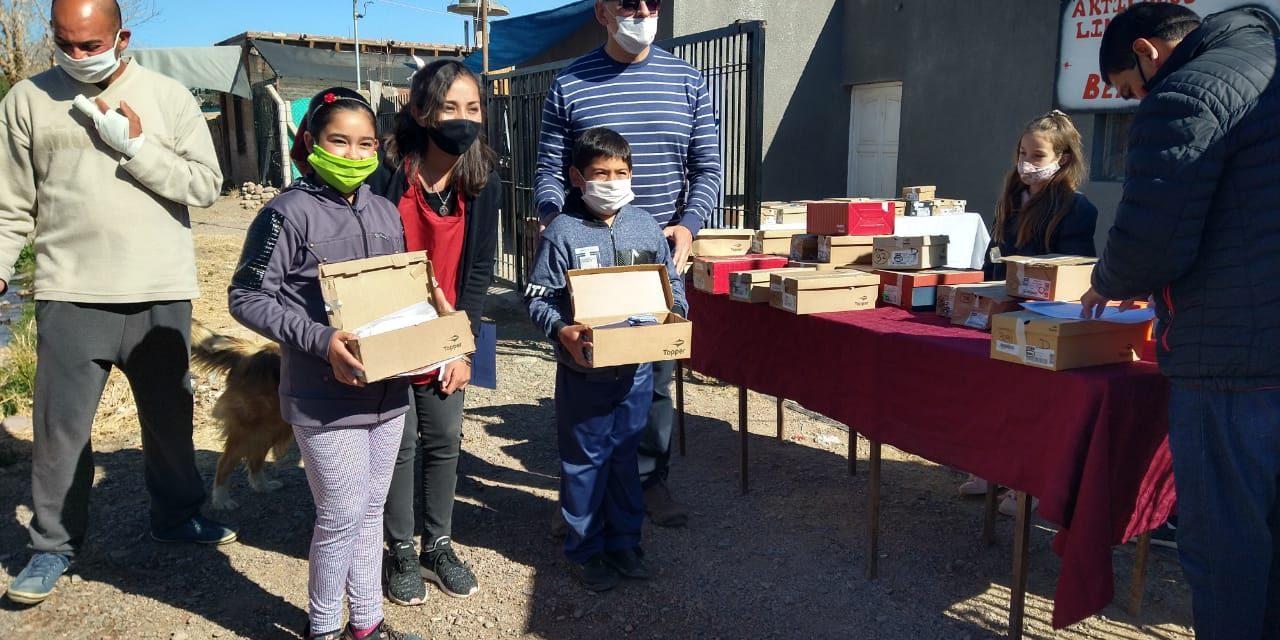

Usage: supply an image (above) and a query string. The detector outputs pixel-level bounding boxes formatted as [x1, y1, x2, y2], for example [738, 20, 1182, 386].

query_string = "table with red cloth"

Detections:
[684, 286, 1177, 631]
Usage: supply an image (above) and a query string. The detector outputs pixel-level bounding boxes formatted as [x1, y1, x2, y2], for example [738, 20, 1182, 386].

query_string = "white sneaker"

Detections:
[958, 474, 989, 496]
[998, 490, 1039, 517]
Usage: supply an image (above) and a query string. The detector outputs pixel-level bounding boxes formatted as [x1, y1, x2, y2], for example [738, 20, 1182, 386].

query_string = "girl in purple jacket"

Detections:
[228, 87, 420, 640]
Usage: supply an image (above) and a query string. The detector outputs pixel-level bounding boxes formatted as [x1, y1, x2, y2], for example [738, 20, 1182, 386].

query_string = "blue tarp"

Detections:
[465, 0, 596, 71]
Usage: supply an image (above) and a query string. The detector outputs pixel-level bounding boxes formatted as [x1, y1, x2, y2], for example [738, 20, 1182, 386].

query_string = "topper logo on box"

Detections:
[443, 335, 463, 352]
[663, 339, 688, 357]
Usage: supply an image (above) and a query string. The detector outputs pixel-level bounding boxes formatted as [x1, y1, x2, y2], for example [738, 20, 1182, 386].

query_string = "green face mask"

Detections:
[307, 144, 379, 194]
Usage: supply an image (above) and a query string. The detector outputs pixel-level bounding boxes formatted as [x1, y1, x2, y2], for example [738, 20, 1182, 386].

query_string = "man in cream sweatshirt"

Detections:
[0, 0, 235, 606]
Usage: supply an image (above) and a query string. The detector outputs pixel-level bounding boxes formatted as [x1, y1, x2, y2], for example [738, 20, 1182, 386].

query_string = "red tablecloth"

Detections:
[686, 287, 1177, 629]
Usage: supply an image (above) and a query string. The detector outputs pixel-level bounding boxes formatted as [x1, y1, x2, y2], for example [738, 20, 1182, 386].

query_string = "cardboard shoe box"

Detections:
[932, 198, 967, 215]
[761, 203, 808, 228]
[990, 310, 1152, 371]
[691, 229, 754, 258]
[949, 283, 1022, 331]
[319, 251, 476, 382]
[817, 235, 878, 265]
[901, 185, 937, 202]
[751, 228, 804, 256]
[871, 235, 949, 270]
[790, 234, 820, 261]
[937, 279, 1002, 317]
[806, 200, 896, 236]
[769, 270, 880, 315]
[787, 259, 839, 272]
[876, 269, 987, 310]
[691, 254, 790, 294]
[567, 265, 692, 368]
[902, 200, 934, 217]
[729, 267, 817, 303]
[1001, 255, 1098, 301]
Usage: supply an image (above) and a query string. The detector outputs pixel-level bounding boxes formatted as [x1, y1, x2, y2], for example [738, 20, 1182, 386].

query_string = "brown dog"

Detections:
[190, 324, 291, 510]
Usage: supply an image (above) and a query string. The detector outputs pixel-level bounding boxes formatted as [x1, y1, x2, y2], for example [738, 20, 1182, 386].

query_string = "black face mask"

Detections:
[1133, 52, 1151, 91]
[428, 119, 482, 157]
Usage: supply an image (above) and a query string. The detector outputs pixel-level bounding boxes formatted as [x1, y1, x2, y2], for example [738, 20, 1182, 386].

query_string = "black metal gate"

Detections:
[484, 20, 767, 287]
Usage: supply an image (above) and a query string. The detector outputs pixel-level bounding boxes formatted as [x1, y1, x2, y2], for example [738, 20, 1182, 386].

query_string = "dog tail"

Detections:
[191, 322, 263, 377]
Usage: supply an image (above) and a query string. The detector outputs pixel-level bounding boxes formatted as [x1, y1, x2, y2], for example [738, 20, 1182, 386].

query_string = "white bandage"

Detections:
[72, 94, 144, 158]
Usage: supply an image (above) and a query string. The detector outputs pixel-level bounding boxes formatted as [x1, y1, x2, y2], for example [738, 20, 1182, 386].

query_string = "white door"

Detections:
[848, 83, 902, 199]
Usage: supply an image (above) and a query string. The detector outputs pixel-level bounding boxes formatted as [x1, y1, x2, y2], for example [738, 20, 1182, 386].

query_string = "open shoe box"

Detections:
[319, 251, 475, 382]
[567, 265, 692, 368]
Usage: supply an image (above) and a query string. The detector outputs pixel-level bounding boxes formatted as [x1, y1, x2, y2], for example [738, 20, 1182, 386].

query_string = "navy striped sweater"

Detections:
[534, 46, 722, 235]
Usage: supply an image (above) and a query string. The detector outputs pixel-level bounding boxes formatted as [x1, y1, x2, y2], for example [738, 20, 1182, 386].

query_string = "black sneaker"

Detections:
[1150, 516, 1178, 550]
[604, 547, 651, 580]
[303, 625, 344, 640]
[347, 620, 421, 640]
[384, 541, 426, 606]
[571, 554, 621, 592]
[421, 536, 478, 598]
[150, 514, 237, 545]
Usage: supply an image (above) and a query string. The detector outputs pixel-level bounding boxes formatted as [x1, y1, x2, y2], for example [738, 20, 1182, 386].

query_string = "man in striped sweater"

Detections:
[535, 0, 722, 527]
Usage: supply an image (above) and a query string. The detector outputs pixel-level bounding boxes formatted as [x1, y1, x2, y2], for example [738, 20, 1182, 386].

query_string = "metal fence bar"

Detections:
[483, 20, 766, 286]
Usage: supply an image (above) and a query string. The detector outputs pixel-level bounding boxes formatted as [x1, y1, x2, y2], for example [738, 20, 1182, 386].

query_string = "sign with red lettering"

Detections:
[1056, 0, 1280, 111]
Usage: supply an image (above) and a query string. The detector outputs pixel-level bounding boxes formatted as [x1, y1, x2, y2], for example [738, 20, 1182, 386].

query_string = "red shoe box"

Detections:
[875, 269, 988, 310]
[691, 254, 790, 295]
[806, 200, 896, 236]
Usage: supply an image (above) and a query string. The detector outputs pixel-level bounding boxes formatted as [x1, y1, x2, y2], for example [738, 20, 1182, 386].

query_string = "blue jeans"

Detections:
[556, 363, 653, 564]
[1168, 384, 1280, 639]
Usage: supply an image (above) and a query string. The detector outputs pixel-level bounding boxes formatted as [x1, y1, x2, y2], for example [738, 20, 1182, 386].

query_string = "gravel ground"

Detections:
[0, 196, 1193, 639]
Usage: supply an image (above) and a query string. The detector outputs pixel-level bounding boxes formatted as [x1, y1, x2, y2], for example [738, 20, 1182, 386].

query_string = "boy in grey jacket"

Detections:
[525, 128, 686, 591]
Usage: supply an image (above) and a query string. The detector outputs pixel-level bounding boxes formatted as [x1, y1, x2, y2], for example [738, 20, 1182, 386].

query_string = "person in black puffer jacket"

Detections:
[1084, 6, 1280, 638]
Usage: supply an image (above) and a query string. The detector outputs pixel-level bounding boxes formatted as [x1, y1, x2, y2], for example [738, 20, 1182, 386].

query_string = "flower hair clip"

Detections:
[323, 92, 337, 104]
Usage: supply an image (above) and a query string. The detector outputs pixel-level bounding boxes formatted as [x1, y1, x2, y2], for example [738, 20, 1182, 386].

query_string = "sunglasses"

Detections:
[614, 0, 661, 13]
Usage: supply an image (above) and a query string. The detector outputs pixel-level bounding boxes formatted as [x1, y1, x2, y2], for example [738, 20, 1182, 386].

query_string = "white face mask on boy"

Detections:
[582, 178, 635, 214]
[54, 31, 123, 84]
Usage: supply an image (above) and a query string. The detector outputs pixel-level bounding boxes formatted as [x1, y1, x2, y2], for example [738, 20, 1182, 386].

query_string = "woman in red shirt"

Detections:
[367, 59, 500, 605]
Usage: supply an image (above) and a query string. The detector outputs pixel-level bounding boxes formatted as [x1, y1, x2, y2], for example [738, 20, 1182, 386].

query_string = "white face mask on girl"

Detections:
[582, 178, 635, 214]
[54, 31, 123, 84]
[614, 16, 658, 55]
[1018, 160, 1061, 186]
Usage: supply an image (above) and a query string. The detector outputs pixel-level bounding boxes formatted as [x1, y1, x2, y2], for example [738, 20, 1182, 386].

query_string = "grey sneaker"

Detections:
[151, 514, 237, 545]
[348, 620, 421, 640]
[421, 536, 478, 598]
[6, 552, 70, 605]
[384, 541, 426, 606]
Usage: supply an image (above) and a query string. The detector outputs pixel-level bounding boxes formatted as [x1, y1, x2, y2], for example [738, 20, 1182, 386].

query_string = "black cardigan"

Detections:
[367, 161, 501, 337]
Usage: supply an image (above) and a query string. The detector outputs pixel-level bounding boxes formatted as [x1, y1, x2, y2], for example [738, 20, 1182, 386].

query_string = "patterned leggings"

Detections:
[294, 415, 405, 633]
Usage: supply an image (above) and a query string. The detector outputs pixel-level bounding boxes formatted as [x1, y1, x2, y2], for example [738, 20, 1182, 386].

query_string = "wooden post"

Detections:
[676, 361, 686, 456]
[848, 429, 858, 476]
[982, 484, 999, 546]
[867, 440, 882, 579]
[738, 385, 748, 495]
[1128, 532, 1152, 616]
[775, 396, 785, 441]
[1008, 492, 1033, 640]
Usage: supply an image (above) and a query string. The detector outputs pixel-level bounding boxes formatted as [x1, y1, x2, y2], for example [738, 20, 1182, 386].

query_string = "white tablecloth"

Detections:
[894, 213, 991, 270]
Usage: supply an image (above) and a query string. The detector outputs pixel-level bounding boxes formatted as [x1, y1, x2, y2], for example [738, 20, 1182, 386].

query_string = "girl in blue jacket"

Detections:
[982, 110, 1099, 281]
[968, 111, 1100, 513]
[228, 87, 422, 640]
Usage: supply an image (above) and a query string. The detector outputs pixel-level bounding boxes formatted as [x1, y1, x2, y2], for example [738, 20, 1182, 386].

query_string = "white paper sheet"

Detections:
[1019, 300, 1156, 324]
[352, 301, 439, 338]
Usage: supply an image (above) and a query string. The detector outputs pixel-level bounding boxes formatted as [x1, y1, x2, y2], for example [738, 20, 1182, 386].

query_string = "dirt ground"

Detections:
[0, 196, 1193, 639]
